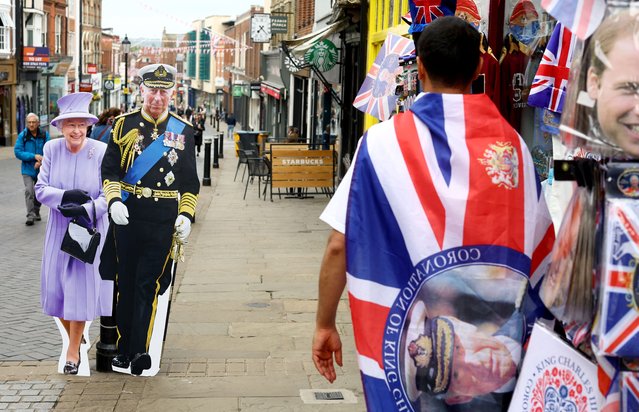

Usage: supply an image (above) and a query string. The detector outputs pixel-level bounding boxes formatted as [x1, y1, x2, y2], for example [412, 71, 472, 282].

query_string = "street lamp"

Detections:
[122, 35, 131, 111]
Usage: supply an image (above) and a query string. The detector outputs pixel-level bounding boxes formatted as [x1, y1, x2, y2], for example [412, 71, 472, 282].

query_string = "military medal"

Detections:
[168, 149, 178, 166]
[134, 134, 145, 155]
[164, 171, 175, 186]
[151, 128, 159, 140]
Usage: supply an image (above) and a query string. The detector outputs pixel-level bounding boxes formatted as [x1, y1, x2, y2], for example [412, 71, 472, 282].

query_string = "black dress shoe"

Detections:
[63, 353, 80, 375]
[130, 352, 151, 376]
[111, 354, 131, 369]
[34, 213, 41, 221]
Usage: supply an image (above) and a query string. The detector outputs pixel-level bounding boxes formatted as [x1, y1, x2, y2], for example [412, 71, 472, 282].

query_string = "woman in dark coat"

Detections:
[193, 113, 205, 156]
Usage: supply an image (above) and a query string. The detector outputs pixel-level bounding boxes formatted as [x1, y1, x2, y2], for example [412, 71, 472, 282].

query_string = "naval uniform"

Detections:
[100, 108, 199, 359]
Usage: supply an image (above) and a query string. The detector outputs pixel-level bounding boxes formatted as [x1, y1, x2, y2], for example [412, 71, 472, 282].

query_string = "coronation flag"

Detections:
[528, 23, 577, 113]
[345, 93, 554, 411]
[541, 0, 605, 40]
[353, 33, 415, 121]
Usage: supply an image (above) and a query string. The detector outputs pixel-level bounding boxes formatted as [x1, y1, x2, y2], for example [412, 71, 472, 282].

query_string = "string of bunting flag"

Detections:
[127, 0, 252, 55]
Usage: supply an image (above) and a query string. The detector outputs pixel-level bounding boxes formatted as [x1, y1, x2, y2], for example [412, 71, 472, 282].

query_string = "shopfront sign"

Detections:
[260, 83, 281, 100]
[22, 47, 49, 68]
[232, 84, 245, 97]
[271, 15, 288, 34]
[79, 82, 92, 92]
[87, 63, 97, 74]
[304, 39, 338, 72]
[269, 144, 334, 192]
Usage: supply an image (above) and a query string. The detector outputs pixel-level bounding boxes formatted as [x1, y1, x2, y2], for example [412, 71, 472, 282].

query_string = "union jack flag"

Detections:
[599, 203, 639, 358]
[342, 93, 554, 410]
[528, 23, 577, 113]
[408, 0, 457, 33]
[353, 33, 415, 121]
[541, 0, 606, 40]
[623, 372, 639, 412]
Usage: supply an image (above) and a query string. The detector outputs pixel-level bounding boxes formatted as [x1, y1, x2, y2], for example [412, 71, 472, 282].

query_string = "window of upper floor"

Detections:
[0, 3, 14, 55]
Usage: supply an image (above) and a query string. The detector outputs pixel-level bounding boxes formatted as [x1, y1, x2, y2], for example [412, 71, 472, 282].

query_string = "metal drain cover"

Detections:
[299, 389, 357, 404]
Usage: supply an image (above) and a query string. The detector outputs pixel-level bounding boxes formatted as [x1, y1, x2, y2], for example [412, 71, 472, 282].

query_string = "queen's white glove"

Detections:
[109, 201, 129, 225]
[174, 215, 191, 242]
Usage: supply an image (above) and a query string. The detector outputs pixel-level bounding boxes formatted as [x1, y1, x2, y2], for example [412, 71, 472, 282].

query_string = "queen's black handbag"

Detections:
[61, 199, 101, 264]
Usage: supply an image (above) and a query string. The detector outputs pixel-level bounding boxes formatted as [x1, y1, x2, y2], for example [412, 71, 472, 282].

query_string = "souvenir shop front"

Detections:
[350, 1, 639, 411]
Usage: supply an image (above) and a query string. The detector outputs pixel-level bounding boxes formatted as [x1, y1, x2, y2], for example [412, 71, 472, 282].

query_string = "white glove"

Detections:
[109, 201, 129, 225]
[174, 215, 192, 242]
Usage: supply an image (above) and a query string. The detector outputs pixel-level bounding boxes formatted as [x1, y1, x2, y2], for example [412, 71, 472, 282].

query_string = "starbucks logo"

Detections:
[304, 39, 338, 72]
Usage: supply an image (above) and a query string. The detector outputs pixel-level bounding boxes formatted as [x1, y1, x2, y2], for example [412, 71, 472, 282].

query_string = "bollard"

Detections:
[96, 287, 118, 371]
[213, 136, 219, 169]
[202, 135, 212, 186]
[218, 132, 224, 159]
[216, 117, 219, 132]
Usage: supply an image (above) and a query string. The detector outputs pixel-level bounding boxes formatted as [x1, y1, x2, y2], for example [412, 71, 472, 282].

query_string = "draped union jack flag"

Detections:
[353, 33, 415, 121]
[528, 23, 577, 113]
[345, 93, 554, 411]
[541, 0, 605, 39]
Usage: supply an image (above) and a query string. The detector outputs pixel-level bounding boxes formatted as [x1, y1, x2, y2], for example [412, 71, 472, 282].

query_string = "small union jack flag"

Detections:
[599, 204, 639, 358]
[408, 0, 457, 33]
[541, 0, 606, 40]
[623, 372, 639, 412]
[528, 23, 577, 113]
[353, 33, 415, 121]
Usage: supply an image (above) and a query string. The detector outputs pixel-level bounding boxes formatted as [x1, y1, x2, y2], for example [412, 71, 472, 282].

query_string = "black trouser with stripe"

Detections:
[114, 219, 174, 357]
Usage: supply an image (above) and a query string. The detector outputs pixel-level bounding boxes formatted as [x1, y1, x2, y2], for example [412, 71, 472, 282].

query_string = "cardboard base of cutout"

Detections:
[111, 264, 174, 377]
[55, 318, 92, 377]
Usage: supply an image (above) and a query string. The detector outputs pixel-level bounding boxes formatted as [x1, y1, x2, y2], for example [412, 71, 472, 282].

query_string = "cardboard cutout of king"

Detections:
[100, 63, 199, 376]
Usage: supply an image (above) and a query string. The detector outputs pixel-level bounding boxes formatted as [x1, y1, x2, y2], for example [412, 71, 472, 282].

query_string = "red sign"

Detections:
[79, 82, 92, 92]
[87, 63, 97, 74]
[261, 83, 281, 100]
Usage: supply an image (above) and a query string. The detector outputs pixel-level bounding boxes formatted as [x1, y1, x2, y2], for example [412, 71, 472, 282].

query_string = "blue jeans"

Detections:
[228, 126, 235, 139]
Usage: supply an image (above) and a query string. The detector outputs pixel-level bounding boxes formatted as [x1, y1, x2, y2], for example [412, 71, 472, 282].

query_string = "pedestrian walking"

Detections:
[226, 112, 236, 140]
[14, 113, 49, 225]
[90, 107, 122, 143]
[194, 113, 205, 156]
[100, 63, 199, 376]
[312, 17, 554, 411]
[34, 92, 113, 375]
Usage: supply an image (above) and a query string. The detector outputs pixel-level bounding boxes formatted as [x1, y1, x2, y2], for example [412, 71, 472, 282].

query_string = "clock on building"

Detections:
[251, 14, 272, 43]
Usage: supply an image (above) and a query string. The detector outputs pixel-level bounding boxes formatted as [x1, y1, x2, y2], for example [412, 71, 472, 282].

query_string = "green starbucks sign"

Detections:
[304, 39, 338, 72]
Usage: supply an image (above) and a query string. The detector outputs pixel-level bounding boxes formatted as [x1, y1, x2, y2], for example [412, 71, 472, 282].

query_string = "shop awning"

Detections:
[0, 9, 14, 28]
[283, 18, 348, 55]
[261, 81, 285, 100]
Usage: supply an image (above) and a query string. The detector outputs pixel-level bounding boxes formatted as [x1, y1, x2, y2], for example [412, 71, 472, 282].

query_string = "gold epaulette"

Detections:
[112, 114, 140, 171]
[178, 192, 198, 218]
[103, 179, 121, 204]
[170, 112, 192, 127]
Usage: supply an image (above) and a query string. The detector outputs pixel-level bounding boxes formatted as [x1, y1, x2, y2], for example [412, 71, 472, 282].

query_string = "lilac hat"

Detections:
[50, 92, 98, 128]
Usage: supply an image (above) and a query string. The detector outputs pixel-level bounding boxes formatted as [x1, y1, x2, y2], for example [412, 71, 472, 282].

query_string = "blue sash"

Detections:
[121, 115, 186, 201]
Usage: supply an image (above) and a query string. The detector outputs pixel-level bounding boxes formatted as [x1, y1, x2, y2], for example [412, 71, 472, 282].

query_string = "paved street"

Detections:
[0, 127, 364, 411]
[0, 147, 61, 361]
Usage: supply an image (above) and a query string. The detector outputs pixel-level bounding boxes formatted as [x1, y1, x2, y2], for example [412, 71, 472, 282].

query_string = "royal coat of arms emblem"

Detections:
[478, 141, 519, 189]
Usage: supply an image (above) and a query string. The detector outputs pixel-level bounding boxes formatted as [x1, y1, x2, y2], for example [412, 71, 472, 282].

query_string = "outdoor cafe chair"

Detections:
[243, 156, 271, 200]
[235, 148, 257, 182]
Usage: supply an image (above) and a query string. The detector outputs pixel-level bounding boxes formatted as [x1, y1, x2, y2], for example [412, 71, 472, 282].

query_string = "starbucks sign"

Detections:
[304, 39, 338, 72]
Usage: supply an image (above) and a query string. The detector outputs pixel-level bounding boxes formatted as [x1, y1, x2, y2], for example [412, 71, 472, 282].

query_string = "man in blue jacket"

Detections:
[14, 113, 49, 225]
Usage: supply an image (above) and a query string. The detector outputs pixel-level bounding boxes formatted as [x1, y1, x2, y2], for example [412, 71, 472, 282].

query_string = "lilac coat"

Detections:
[35, 138, 113, 321]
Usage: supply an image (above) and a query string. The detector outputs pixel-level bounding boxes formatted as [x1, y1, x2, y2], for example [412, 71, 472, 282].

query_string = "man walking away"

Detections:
[14, 113, 49, 225]
[226, 112, 236, 140]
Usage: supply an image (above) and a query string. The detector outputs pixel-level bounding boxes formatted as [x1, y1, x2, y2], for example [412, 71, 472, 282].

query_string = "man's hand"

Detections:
[35, 154, 43, 162]
[109, 201, 129, 225]
[312, 326, 343, 383]
[174, 215, 191, 242]
[34, 161, 41, 169]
